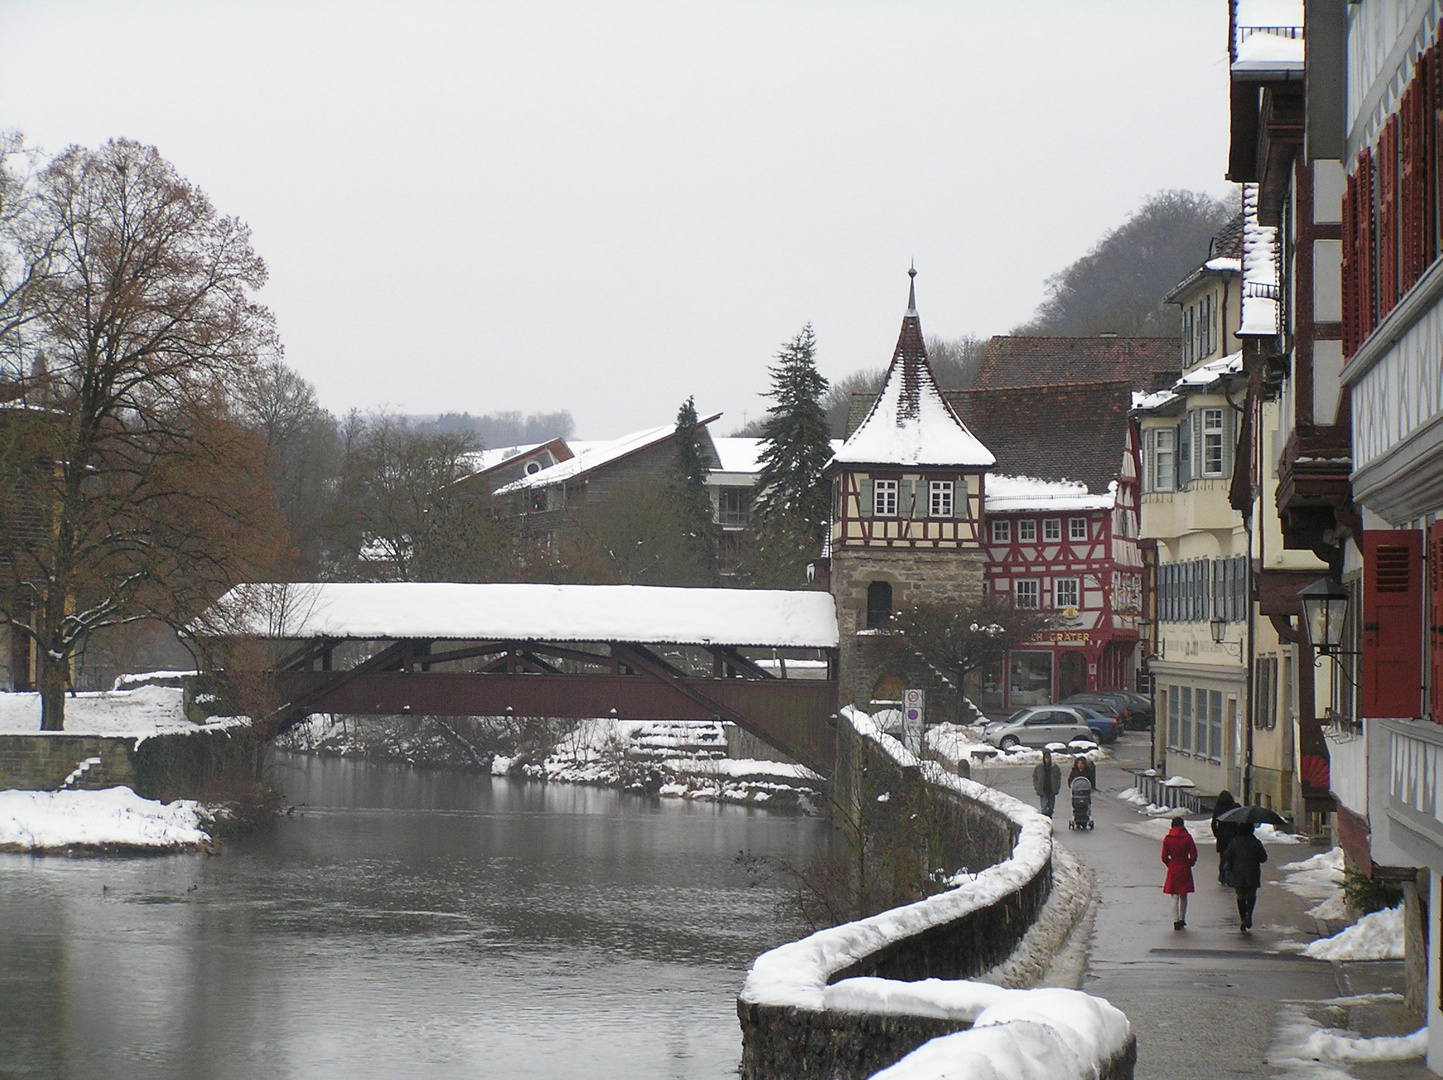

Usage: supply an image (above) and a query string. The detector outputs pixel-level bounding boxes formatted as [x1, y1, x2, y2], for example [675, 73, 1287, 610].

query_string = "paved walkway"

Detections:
[968, 736, 1434, 1079]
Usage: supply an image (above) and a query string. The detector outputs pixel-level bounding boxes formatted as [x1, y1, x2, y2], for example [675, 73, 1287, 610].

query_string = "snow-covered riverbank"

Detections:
[0, 787, 215, 853]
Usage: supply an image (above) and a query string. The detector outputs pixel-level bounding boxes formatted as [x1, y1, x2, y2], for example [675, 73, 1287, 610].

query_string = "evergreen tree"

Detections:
[748, 324, 832, 587]
[669, 396, 718, 584]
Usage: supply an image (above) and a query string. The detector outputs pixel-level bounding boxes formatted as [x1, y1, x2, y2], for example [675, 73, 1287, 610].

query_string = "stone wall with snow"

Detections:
[737, 709, 1134, 1080]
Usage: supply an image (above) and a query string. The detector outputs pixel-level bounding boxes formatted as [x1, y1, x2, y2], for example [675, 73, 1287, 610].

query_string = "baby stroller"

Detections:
[1068, 774, 1095, 830]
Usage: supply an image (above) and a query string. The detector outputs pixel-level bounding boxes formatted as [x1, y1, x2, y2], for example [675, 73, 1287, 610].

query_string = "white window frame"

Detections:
[1015, 579, 1039, 609]
[928, 480, 954, 518]
[874, 479, 898, 517]
[990, 518, 1011, 543]
[1202, 408, 1226, 476]
[1055, 578, 1080, 610]
[1017, 519, 1037, 542]
[1153, 428, 1175, 492]
[1068, 517, 1088, 541]
[1043, 518, 1061, 541]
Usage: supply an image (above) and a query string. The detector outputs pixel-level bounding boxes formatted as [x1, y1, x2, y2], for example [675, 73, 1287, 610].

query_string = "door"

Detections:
[1059, 651, 1088, 700]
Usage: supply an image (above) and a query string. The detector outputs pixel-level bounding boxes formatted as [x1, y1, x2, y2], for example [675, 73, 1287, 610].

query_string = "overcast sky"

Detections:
[0, 1, 1231, 439]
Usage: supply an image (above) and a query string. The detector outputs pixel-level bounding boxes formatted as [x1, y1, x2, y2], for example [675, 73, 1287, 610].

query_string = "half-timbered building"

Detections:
[948, 381, 1144, 711]
[825, 271, 995, 707]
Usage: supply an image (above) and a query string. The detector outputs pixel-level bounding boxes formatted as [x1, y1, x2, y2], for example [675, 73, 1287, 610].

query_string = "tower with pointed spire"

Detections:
[825, 269, 996, 706]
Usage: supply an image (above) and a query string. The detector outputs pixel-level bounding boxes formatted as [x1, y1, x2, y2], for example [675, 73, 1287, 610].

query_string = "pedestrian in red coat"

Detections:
[1161, 816, 1198, 930]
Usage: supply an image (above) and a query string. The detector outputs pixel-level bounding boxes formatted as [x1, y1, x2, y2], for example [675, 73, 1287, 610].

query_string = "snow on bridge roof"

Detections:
[200, 582, 840, 649]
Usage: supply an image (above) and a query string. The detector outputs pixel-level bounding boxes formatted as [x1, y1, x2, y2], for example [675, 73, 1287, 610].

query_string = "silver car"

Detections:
[984, 706, 1095, 750]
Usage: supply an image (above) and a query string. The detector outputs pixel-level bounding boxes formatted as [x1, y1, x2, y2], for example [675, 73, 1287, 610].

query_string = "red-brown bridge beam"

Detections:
[274, 670, 838, 775]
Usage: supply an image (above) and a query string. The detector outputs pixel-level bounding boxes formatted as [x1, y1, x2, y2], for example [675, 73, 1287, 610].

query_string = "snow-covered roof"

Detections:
[461, 443, 544, 474]
[1233, 30, 1303, 73]
[1204, 257, 1242, 273]
[985, 475, 1117, 513]
[1131, 352, 1244, 414]
[495, 416, 717, 493]
[199, 582, 840, 649]
[711, 436, 764, 475]
[830, 276, 995, 470]
[1239, 184, 1281, 336]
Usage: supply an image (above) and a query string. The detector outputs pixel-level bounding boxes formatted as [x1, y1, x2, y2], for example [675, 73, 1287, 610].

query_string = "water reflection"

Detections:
[0, 753, 827, 1080]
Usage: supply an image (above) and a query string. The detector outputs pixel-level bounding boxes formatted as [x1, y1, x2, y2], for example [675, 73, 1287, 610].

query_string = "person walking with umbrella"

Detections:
[1161, 816, 1197, 930]
[1033, 748, 1061, 817]
[1210, 790, 1242, 884]
[1215, 803, 1282, 931]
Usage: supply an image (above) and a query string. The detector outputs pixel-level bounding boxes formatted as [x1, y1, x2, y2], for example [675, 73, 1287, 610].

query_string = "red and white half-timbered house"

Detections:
[950, 382, 1144, 710]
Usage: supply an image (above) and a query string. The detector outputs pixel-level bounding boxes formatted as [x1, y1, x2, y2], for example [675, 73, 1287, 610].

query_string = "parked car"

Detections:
[1060, 695, 1127, 739]
[1063, 691, 1153, 731]
[1071, 704, 1120, 744]
[983, 706, 1095, 750]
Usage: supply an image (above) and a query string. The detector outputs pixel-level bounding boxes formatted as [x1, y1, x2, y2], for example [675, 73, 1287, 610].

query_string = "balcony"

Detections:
[1140, 479, 1238, 539]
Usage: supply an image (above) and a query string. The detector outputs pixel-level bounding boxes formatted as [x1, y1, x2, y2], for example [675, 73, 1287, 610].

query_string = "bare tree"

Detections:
[887, 599, 1055, 697]
[0, 138, 288, 729]
[326, 411, 479, 581]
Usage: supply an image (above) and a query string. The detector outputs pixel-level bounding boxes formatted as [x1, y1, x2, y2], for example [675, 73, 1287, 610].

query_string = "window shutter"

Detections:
[1143, 430, 1155, 492]
[1177, 420, 1191, 486]
[1431, 521, 1443, 722]
[859, 478, 873, 518]
[1362, 530, 1424, 719]
[1224, 407, 1237, 476]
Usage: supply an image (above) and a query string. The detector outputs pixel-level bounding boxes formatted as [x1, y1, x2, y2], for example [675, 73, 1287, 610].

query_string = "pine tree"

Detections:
[669, 396, 718, 584]
[748, 324, 832, 587]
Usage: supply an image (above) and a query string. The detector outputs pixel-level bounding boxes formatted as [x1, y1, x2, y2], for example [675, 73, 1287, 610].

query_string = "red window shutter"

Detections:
[1432, 522, 1443, 723]
[1343, 172, 1357, 356]
[1359, 149, 1376, 337]
[1362, 530, 1424, 719]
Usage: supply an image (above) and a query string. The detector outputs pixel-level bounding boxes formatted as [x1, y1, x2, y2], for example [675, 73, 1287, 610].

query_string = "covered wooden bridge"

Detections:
[197, 582, 841, 774]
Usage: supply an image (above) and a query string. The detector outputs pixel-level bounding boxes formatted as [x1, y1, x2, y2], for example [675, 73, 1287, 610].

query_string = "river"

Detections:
[0, 753, 829, 1080]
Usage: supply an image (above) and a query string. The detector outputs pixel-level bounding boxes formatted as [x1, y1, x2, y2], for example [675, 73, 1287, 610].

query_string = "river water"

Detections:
[0, 753, 829, 1080]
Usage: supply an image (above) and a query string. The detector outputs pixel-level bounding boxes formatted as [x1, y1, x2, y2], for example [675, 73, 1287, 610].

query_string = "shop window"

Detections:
[1009, 651, 1054, 706]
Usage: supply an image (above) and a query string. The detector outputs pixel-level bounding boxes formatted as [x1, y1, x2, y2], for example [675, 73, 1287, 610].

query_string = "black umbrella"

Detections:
[1215, 803, 1288, 827]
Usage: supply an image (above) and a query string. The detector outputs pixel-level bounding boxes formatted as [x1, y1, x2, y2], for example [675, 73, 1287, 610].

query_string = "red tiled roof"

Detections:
[971, 336, 1177, 393]
[946, 381, 1134, 495]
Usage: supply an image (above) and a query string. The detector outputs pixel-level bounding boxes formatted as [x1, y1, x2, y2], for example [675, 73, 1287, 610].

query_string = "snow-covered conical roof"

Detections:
[830, 271, 995, 469]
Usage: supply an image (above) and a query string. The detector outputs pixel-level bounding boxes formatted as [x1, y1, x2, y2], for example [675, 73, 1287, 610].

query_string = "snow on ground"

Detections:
[0, 686, 246, 741]
[1281, 847, 1346, 902]
[1270, 1001, 1424, 1080]
[924, 722, 1104, 770]
[0, 787, 212, 852]
[1114, 814, 1306, 845]
[1303, 906, 1405, 961]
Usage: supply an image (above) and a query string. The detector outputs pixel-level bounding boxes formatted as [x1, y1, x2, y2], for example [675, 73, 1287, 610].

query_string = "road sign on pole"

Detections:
[903, 688, 924, 755]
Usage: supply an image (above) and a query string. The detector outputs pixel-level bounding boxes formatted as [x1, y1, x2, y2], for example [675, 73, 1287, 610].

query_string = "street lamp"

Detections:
[1210, 615, 1243, 655]
[1298, 578, 1351, 656]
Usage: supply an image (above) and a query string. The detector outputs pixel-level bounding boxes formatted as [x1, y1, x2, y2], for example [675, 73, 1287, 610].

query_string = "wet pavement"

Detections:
[967, 735, 1436, 1080]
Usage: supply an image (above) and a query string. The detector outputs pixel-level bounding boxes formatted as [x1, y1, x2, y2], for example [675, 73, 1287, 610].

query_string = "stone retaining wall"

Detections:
[0, 727, 256, 800]
[738, 709, 1135, 1080]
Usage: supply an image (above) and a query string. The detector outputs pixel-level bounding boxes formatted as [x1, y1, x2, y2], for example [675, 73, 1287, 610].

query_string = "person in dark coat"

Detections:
[1161, 816, 1197, 930]
[1210, 790, 1242, 884]
[1032, 749, 1061, 816]
[1069, 756, 1096, 791]
[1220, 823, 1268, 931]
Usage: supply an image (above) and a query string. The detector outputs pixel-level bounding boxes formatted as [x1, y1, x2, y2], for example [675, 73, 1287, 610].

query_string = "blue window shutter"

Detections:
[859, 477, 873, 517]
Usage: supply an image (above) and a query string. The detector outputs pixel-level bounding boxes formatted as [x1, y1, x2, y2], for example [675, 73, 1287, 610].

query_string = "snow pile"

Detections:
[1270, 1001, 1424, 1079]
[1114, 788, 1182, 817]
[870, 988, 1130, 1080]
[1240, 184, 1281, 335]
[0, 787, 212, 852]
[0, 686, 247, 740]
[1280, 847, 1346, 902]
[741, 709, 1131, 1078]
[1303, 905, 1405, 961]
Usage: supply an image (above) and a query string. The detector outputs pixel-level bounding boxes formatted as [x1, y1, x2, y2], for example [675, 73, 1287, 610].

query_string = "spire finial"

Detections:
[906, 263, 918, 316]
